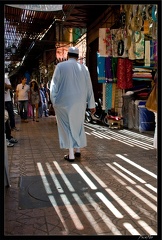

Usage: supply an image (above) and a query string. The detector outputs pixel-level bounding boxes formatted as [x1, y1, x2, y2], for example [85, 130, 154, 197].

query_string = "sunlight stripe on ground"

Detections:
[112, 173, 157, 201]
[60, 194, 84, 230]
[53, 161, 75, 192]
[113, 162, 146, 183]
[72, 164, 97, 190]
[46, 162, 64, 193]
[85, 131, 91, 135]
[116, 154, 157, 179]
[126, 186, 157, 212]
[85, 166, 141, 220]
[96, 192, 123, 218]
[84, 192, 122, 235]
[105, 131, 153, 149]
[72, 193, 103, 235]
[135, 185, 157, 201]
[91, 132, 103, 139]
[106, 163, 136, 184]
[138, 220, 157, 235]
[123, 223, 140, 235]
[37, 162, 52, 194]
[145, 184, 157, 193]
[119, 129, 153, 142]
[37, 163, 69, 234]
[85, 124, 154, 149]
[105, 188, 140, 220]
[50, 162, 103, 233]
[85, 166, 107, 188]
[48, 195, 69, 235]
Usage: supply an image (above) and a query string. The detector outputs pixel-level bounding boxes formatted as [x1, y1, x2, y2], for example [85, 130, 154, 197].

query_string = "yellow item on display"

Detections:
[144, 20, 149, 34]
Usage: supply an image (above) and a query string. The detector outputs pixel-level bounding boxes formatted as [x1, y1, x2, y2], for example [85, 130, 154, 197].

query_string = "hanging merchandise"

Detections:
[105, 84, 113, 111]
[153, 40, 158, 67]
[99, 28, 107, 56]
[97, 52, 106, 83]
[97, 53, 117, 84]
[145, 40, 150, 66]
[105, 56, 113, 82]
[104, 28, 112, 56]
[117, 58, 133, 89]
[112, 57, 118, 82]
[134, 31, 144, 59]
[111, 29, 119, 57]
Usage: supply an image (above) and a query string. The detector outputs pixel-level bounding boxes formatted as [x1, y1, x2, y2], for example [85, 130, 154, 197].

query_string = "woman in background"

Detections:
[29, 79, 41, 122]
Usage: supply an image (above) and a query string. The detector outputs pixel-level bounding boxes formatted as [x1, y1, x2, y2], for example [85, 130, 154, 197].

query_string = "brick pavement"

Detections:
[4, 113, 158, 236]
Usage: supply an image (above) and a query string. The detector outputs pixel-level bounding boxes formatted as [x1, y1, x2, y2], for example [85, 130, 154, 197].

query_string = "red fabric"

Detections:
[117, 58, 133, 89]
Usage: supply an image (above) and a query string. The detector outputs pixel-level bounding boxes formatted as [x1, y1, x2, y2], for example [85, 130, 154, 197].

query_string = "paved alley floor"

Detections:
[4, 113, 158, 237]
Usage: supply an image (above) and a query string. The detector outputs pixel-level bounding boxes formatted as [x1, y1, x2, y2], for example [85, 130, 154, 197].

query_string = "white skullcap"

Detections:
[68, 47, 79, 55]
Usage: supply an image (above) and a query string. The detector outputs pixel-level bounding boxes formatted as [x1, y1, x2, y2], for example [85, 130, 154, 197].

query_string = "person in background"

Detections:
[29, 79, 41, 122]
[50, 47, 96, 162]
[5, 109, 18, 147]
[40, 82, 48, 116]
[16, 75, 30, 123]
[39, 87, 48, 118]
[5, 71, 19, 131]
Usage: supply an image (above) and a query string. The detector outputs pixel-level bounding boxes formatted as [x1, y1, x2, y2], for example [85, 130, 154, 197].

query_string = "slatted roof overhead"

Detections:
[4, 4, 64, 63]
[4, 4, 115, 70]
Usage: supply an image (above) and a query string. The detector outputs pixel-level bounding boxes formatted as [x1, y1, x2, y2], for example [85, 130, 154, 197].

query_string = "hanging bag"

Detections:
[145, 84, 157, 112]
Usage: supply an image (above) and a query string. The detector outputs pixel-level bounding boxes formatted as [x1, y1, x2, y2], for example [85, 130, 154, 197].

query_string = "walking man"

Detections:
[16, 75, 30, 123]
[50, 47, 96, 162]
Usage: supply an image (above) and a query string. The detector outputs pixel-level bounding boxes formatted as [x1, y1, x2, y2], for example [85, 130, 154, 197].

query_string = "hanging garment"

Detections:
[117, 58, 133, 89]
[99, 28, 107, 56]
[112, 57, 118, 82]
[97, 52, 106, 83]
[134, 31, 145, 59]
[105, 84, 113, 111]
[111, 29, 119, 57]
[105, 28, 112, 56]
[105, 56, 113, 82]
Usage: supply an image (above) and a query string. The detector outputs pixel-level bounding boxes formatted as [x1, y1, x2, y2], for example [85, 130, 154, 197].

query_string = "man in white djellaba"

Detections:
[50, 47, 96, 162]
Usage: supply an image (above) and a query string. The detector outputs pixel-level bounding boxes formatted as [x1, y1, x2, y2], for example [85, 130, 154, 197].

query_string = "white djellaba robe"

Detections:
[50, 58, 95, 149]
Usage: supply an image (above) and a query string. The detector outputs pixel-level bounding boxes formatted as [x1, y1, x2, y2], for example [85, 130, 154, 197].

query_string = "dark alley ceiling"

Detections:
[4, 4, 117, 71]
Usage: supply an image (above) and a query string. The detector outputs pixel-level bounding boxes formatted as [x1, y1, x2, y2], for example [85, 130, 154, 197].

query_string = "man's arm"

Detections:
[5, 83, 12, 90]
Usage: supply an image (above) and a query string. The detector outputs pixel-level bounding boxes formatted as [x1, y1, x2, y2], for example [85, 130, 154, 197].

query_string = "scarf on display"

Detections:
[117, 58, 133, 89]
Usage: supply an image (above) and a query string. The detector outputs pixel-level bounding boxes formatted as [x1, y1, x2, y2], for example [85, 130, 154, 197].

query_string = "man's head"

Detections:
[21, 75, 27, 84]
[67, 47, 79, 59]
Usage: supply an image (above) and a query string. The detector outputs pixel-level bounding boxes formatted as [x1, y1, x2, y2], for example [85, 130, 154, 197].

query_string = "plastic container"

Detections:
[138, 105, 155, 132]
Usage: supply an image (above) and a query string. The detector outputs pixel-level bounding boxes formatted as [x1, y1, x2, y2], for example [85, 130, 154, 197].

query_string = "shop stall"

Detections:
[97, 4, 157, 131]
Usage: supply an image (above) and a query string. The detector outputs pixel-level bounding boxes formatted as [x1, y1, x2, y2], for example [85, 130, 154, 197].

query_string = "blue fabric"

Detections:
[105, 84, 112, 111]
[97, 52, 106, 83]
[50, 58, 95, 149]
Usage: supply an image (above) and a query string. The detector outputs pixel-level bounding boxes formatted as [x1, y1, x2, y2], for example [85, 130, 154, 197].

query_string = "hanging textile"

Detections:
[97, 52, 106, 83]
[153, 40, 158, 67]
[105, 56, 113, 82]
[105, 84, 112, 111]
[112, 57, 118, 82]
[145, 41, 150, 66]
[111, 29, 119, 57]
[105, 28, 112, 56]
[111, 83, 116, 109]
[134, 31, 144, 59]
[99, 28, 107, 56]
[117, 58, 133, 89]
